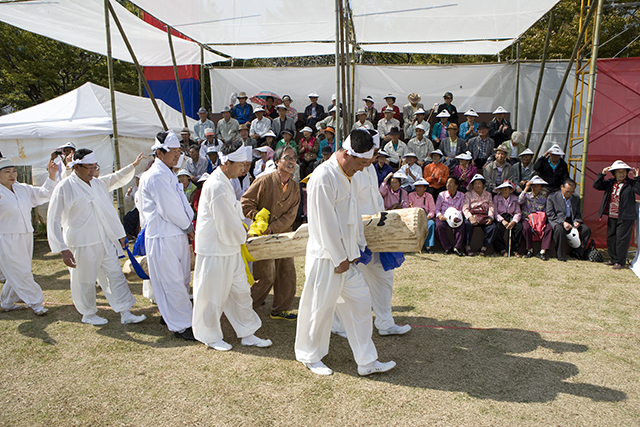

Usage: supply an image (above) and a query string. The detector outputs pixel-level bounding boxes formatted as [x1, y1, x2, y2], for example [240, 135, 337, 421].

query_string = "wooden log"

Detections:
[246, 207, 428, 261]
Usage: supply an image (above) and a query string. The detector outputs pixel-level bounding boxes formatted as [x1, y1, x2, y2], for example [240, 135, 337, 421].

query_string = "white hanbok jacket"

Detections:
[353, 164, 384, 216]
[195, 168, 247, 257]
[0, 178, 56, 234]
[306, 155, 365, 267]
[138, 158, 194, 239]
[47, 164, 135, 255]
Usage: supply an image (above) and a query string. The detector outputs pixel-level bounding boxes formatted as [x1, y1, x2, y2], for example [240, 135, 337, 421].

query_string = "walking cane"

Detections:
[508, 228, 512, 258]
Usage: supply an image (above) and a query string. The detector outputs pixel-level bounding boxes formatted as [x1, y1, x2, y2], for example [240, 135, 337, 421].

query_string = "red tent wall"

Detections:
[583, 57, 640, 247]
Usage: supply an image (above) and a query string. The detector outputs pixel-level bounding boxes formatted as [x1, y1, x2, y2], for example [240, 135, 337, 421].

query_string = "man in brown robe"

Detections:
[241, 146, 301, 320]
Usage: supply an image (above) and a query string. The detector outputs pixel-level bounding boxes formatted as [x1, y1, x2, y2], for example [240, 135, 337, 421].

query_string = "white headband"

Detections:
[219, 145, 247, 165]
[68, 152, 98, 167]
[342, 135, 374, 159]
[151, 130, 180, 152]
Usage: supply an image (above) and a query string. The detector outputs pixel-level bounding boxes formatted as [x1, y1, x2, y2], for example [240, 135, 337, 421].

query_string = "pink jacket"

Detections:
[407, 191, 435, 218]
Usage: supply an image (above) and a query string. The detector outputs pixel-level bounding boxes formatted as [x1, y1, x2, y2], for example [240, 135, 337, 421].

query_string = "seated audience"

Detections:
[467, 122, 494, 170]
[405, 108, 430, 141]
[184, 145, 209, 182]
[459, 109, 479, 141]
[408, 178, 435, 253]
[399, 153, 422, 191]
[463, 174, 496, 256]
[593, 161, 640, 269]
[488, 106, 511, 147]
[431, 110, 450, 145]
[406, 123, 434, 166]
[237, 123, 257, 149]
[423, 149, 449, 199]
[282, 95, 298, 122]
[216, 106, 239, 144]
[435, 176, 466, 256]
[483, 144, 513, 194]
[437, 91, 458, 124]
[272, 104, 296, 140]
[505, 131, 525, 165]
[513, 148, 536, 192]
[317, 127, 337, 160]
[362, 95, 378, 125]
[534, 144, 569, 193]
[382, 127, 407, 169]
[298, 126, 318, 178]
[440, 123, 467, 170]
[275, 129, 297, 153]
[382, 94, 402, 122]
[230, 91, 253, 125]
[250, 107, 272, 142]
[403, 93, 425, 136]
[492, 181, 523, 257]
[374, 150, 394, 186]
[378, 108, 401, 143]
[545, 178, 591, 262]
[451, 151, 477, 192]
[352, 108, 374, 130]
[303, 92, 325, 129]
[380, 171, 409, 210]
[519, 176, 552, 260]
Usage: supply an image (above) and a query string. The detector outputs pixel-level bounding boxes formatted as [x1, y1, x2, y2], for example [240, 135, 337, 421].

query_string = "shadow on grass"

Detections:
[327, 317, 626, 403]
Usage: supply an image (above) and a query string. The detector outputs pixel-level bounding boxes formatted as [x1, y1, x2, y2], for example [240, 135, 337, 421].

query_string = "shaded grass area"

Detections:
[1, 239, 639, 426]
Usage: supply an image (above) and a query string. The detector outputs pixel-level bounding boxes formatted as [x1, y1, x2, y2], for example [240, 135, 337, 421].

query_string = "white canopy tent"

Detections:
[132, 0, 561, 58]
[0, 82, 195, 186]
[0, 0, 225, 66]
[209, 61, 580, 153]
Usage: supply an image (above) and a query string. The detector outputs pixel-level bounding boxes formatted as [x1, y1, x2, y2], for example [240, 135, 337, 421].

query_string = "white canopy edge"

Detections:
[207, 43, 337, 60]
[0, 0, 225, 66]
[359, 40, 516, 56]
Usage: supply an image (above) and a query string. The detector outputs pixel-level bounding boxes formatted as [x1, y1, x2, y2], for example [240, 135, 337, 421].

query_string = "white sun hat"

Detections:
[609, 160, 632, 171]
[529, 176, 548, 185]
[436, 110, 450, 118]
[464, 109, 479, 117]
[493, 106, 509, 114]
[455, 151, 473, 161]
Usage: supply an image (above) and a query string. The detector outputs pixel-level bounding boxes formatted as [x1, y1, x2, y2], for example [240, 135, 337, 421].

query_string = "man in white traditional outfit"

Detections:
[332, 130, 412, 338]
[138, 131, 196, 341]
[295, 129, 396, 377]
[0, 157, 57, 315]
[192, 140, 272, 351]
[47, 149, 147, 325]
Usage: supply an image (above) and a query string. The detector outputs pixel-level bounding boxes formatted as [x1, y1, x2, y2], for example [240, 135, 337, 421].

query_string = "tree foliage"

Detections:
[0, 22, 138, 112]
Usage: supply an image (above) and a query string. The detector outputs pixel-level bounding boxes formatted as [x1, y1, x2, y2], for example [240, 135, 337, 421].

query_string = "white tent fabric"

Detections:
[0, 0, 225, 66]
[210, 62, 580, 154]
[0, 82, 195, 186]
[132, 0, 560, 58]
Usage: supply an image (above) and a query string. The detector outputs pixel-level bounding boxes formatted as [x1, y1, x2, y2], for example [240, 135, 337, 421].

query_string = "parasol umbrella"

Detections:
[250, 91, 282, 106]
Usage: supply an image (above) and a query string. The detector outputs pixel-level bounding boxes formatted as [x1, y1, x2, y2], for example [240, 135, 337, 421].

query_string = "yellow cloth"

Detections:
[248, 208, 271, 237]
[241, 222, 257, 285]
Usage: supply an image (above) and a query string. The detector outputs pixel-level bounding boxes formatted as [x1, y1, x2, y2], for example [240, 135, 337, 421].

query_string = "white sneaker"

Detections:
[303, 361, 333, 376]
[208, 340, 232, 351]
[378, 324, 411, 336]
[82, 314, 108, 325]
[331, 329, 348, 338]
[120, 311, 146, 324]
[240, 335, 272, 348]
[358, 360, 396, 376]
[33, 306, 48, 316]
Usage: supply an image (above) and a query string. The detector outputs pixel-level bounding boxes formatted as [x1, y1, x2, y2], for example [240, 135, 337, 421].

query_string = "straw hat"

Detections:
[408, 93, 421, 103]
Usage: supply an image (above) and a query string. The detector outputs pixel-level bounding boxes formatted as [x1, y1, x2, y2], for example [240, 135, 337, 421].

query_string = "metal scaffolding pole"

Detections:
[579, 0, 605, 205]
[334, 0, 341, 148]
[107, 1, 168, 131]
[104, 0, 124, 221]
[514, 40, 521, 130]
[167, 27, 188, 128]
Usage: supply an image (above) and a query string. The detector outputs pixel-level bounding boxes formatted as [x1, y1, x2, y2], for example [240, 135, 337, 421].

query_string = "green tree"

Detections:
[0, 22, 138, 112]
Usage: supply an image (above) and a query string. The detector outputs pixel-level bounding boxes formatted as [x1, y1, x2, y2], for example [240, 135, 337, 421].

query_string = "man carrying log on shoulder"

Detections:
[295, 129, 396, 377]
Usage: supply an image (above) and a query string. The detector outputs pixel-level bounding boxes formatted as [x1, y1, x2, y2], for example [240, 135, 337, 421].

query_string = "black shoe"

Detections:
[159, 316, 166, 326]
[425, 247, 435, 254]
[525, 250, 534, 258]
[174, 327, 196, 341]
[444, 248, 453, 255]
[538, 253, 548, 261]
[453, 248, 465, 257]
[558, 258, 567, 262]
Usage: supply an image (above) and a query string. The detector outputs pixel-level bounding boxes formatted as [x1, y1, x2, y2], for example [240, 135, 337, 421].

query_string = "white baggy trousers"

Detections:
[332, 253, 396, 333]
[146, 234, 192, 332]
[69, 242, 136, 316]
[0, 233, 44, 309]
[192, 253, 261, 345]
[295, 257, 378, 366]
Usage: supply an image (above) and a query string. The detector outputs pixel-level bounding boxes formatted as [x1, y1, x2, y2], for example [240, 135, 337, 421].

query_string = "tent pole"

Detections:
[167, 27, 188, 128]
[339, 0, 348, 133]
[514, 40, 520, 129]
[334, 0, 341, 149]
[533, 2, 597, 160]
[580, 0, 604, 205]
[107, 1, 168, 131]
[104, 0, 124, 221]
[200, 46, 205, 109]
[525, 10, 553, 148]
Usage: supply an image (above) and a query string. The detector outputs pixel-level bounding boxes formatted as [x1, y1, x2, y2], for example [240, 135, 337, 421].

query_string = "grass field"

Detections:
[1, 238, 639, 426]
